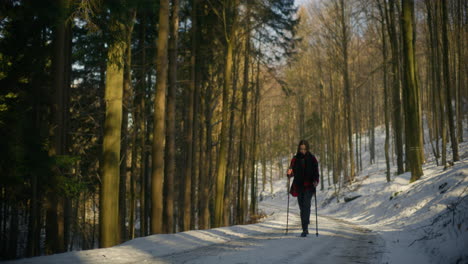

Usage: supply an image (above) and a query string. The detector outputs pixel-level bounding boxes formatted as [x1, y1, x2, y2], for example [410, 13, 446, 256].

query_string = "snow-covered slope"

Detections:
[260, 124, 468, 264]
[318, 161, 467, 264]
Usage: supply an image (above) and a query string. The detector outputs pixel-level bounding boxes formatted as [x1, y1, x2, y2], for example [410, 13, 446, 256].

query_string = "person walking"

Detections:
[287, 139, 319, 237]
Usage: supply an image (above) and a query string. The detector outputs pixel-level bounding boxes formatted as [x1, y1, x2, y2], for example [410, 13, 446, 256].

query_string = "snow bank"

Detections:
[259, 124, 468, 264]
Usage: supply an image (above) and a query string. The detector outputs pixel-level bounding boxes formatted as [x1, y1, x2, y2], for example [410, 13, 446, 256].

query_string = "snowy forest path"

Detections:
[6, 201, 385, 264]
[146, 202, 385, 263]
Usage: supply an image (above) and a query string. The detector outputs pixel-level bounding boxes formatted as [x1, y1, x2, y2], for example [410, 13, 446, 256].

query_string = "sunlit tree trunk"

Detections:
[237, 40, 248, 225]
[384, 0, 404, 174]
[224, 43, 240, 226]
[164, 0, 178, 234]
[151, 0, 169, 234]
[401, 0, 423, 182]
[100, 18, 126, 248]
[215, 40, 233, 227]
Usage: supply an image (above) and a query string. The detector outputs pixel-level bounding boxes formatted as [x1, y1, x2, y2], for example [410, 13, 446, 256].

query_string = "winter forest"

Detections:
[0, 0, 467, 263]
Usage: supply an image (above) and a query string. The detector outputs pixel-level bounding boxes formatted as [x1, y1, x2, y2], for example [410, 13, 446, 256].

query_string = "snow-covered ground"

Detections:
[5, 123, 468, 264]
[319, 125, 468, 264]
[258, 136, 468, 264]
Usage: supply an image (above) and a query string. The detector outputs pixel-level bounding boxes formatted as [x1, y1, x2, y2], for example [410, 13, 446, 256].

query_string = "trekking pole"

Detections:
[314, 191, 319, 237]
[286, 177, 290, 235]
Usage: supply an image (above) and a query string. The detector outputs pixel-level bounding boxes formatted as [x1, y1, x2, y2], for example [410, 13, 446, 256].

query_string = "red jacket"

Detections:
[287, 152, 319, 197]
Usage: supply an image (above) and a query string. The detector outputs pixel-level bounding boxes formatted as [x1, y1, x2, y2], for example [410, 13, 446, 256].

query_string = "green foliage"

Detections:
[251, 0, 299, 62]
[58, 172, 88, 199]
[53, 155, 80, 170]
[0, 93, 18, 114]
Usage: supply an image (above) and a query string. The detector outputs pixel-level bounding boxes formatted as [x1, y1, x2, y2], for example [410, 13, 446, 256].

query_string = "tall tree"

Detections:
[425, 0, 441, 166]
[250, 57, 261, 216]
[338, 0, 355, 181]
[151, 0, 169, 234]
[384, 0, 405, 174]
[119, 8, 136, 243]
[213, 0, 238, 228]
[377, 0, 391, 182]
[137, 11, 149, 237]
[455, 0, 463, 143]
[164, 0, 179, 234]
[100, 11, 127, 248]
[401, 0, 423, 182]
[441, 0, 459, 162]
[191, 0, 202, 230]
[224, 37, 241, 226]
[46, 0, 71, 254]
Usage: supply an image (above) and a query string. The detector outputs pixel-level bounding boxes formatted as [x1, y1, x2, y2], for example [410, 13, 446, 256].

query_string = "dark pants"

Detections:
[297, 189, 314, 231]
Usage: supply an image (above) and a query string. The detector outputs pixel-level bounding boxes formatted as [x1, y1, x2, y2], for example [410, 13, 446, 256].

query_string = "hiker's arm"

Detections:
[287, 158, 296, 178]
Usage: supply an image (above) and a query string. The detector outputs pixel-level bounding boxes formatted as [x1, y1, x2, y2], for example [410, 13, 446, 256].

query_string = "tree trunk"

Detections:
[237, 40, 248, 225]
[298, 94, 305, 140]
[8, 204, 18, 259]
[26, 173, 40, 257]
[401, 0, 423, 182]
[129, 124, 136, 239]
[46, 0, 70, 254]
[198, 87, 207, 229]
[224, 44, 240, 226]
[62, 19, 73, 252]
[425, 0, 440, 165]
[180, 0, 198, 232]
[0, 188, 4, 257]
[456, 0, 463, 143]
[319, 81, 325, 190]
[138, 13, 148, 237]
[200, 80, 213, 229]
[378, 0, 391, 182]
[119, 79, 128, 243]
[163, 0, 178, 234]
[262, 156, 267, 192]
[151, 0, 169, 234]
[119, 10, 135, 243]
[339, 0, 355, 182]
[214, 39, 233, 227]
[434, 1, 447, 167]
[250, 58, 261, 216]
[384, 0, 405, 175]
[100, 18, 126, 248]
[441, 0, 459, 162]
[191, 0, 201, 230]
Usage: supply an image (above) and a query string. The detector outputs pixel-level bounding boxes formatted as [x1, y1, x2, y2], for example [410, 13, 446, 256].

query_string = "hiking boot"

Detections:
[300, 231, 307, 237]
[304, 229, 309, 235]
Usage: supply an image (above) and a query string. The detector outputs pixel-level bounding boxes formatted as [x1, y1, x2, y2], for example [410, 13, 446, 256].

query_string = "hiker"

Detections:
[287, 139, 319, 237]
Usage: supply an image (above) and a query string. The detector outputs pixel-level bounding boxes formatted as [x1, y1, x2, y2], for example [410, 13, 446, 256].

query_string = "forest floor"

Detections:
[5, 125, 468, 264]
